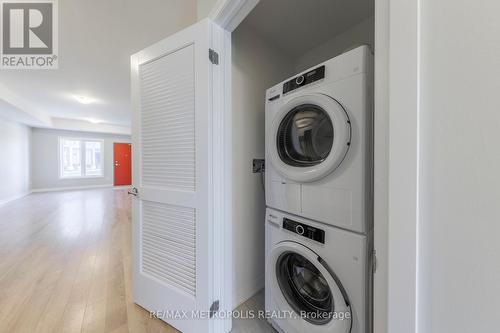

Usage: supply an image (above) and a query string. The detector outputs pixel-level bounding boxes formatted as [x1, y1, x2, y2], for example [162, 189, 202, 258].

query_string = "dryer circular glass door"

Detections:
[267, 242, 352, 332]
[268, 93, 351, 182]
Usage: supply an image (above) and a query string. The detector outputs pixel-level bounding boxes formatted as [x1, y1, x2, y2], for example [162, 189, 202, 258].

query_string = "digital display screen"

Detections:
[283, 65, 325, 94]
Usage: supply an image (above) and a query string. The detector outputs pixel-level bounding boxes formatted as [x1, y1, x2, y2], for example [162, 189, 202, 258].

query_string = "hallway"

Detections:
[0, 189, 177, 333]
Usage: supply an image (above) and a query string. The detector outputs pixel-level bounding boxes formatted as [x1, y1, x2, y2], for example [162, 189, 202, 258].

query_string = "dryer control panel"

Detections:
[282, 65, 325, 94]
[283, 218, 325, 244]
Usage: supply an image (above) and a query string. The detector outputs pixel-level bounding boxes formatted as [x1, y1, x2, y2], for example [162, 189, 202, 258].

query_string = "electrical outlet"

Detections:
[253, 159, 265, 173]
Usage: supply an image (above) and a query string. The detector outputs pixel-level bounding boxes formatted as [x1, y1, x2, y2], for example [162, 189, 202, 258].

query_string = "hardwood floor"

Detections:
[0, 189, 274, 333]
[0, 189, 178, 333]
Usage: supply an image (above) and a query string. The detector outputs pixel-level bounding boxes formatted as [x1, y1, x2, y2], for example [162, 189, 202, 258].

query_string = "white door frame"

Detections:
[384, 1, 420, 332]
[209, 0, 421, 332]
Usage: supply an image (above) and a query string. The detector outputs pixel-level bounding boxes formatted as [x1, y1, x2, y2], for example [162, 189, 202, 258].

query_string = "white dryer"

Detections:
[265, 208, 373, 333]
[265, 46, 373, 234]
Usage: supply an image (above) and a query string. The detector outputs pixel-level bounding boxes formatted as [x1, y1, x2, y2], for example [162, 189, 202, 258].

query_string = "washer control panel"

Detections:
[283, 218, 325, 244]
[282, 65, 325, 94]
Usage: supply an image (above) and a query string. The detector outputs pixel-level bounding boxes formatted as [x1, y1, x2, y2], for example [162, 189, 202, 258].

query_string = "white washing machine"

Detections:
[265, 46, 373, 234]
[265, 208, 372, 333]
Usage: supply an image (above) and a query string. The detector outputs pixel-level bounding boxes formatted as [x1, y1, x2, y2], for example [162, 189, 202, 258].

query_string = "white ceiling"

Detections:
[241, 0, 374, 57]
[0, 0, 196, 129]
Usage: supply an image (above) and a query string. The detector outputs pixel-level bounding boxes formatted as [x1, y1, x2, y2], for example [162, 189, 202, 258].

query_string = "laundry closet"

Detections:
[231, 0, 375, 332]
[129, 0, 377, 331]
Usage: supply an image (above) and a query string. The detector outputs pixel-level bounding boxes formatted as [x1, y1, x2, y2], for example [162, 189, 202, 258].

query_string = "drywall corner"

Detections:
[231, 22, 294, 308]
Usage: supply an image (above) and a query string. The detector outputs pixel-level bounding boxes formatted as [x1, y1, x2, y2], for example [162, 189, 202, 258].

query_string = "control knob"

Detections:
[295, 225, 305, 235]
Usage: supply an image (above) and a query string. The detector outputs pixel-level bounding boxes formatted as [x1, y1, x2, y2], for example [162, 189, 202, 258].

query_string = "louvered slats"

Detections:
[139, 45, 196, 191]
[141, 201, 196, 296]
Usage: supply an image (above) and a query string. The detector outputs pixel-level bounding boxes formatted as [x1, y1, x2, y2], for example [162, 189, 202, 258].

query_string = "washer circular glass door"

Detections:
[276, 252, 334, 325]
[268, 94, 351, 182]
[267, 242, 352, 332]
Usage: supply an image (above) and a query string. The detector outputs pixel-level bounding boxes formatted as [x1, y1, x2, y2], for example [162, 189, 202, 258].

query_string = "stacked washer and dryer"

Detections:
[264, 45, 374, 333]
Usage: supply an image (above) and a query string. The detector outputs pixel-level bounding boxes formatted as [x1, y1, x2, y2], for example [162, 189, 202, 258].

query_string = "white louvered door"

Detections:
[131, 19, 225, 333]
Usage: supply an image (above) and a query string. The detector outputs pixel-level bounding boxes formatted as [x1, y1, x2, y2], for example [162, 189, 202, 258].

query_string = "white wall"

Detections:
[418, 1, 500, 332]
[197, 0, 217, 20]
[31, 128, 131, 191]
[294, 16, 374, 72]
[231, 23, 294, 307]
[0, 118, 31, 204]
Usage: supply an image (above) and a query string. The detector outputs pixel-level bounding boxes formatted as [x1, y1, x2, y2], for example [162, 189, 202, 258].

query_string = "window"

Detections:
[59, 137, 104, 178]
[85, 141, 103, 176]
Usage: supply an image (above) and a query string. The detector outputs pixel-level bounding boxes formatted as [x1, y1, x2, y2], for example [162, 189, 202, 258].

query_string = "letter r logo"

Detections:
[2, 2, 53, 54]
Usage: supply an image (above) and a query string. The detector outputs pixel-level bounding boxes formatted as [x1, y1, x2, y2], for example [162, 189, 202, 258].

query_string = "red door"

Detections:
[114, 143, 132, 186]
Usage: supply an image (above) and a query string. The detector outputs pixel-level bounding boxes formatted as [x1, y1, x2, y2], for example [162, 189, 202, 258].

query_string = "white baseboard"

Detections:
[31, 184, 114, 193]
[0, 191, 32, 206]
[113, 185, 133, 190]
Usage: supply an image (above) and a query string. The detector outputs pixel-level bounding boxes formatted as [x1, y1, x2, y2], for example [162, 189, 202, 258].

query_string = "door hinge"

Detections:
[372, 250, 377, 274]
[209, 300, 219, 318]
[209, 49, 219, 65]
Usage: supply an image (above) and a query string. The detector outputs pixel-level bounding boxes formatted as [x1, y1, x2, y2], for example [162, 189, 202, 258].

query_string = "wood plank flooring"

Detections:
[0, 189, 274, 333]
[0, 189, 178, 333]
